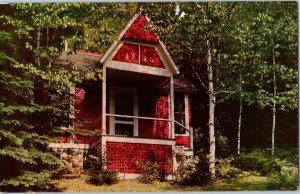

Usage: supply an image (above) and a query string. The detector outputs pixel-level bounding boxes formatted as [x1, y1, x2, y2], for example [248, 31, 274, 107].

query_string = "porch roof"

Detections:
[54, 50, 198, 93]
[53, 50, 103, 70]
[158, 75, 199, 93]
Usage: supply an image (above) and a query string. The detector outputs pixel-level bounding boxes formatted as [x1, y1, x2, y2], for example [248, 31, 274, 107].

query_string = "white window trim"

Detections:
[175, 94, 190, 137]
[106, 61, 170, 77]
[122, 40, 173, 74]
[109, 87, 138, 137]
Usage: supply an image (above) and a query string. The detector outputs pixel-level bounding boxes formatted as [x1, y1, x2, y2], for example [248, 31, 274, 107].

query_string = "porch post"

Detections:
[170, 76, 175, 139]
[69, 86, 75, 129]
[184, 94, 189, 129]
[102, 66, 107, 135]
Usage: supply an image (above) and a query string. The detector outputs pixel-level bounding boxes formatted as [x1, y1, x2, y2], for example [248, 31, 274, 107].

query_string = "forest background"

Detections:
[0, 2, 298, 191]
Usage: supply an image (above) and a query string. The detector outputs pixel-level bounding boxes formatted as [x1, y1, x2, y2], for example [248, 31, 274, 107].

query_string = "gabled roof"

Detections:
[54, 50, 103, 70]
[158, 75, 199, 93]
[119, 13, 158, 42]
[100, 12, 179, 76]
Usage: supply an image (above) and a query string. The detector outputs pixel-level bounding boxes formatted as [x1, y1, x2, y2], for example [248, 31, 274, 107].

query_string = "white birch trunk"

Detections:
[207, 38, 216, 180]
[272, 47, 276, 156]
[237, 84, 242, 155]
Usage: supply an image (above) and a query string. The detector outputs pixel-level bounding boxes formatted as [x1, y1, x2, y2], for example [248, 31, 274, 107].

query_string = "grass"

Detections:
[50, 148, 298, 192]
[51, 174, 273, 192]
[205, 176, 269, 191]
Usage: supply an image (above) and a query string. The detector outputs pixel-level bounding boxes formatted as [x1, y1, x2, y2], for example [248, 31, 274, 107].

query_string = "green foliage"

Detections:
[173, 155, 201, 185]
[135, 159, 161, 184]
[0, 3, 139, 190]
[266, 168, 298, 190]
[215, 130, 231, 157]
[232, 151, 281, 176]
[173, 127, 211, 186]
[0, 2, 297, 190]
[88, 169, 119, 186]
[85, 148, 119, 186]
[56, 3, 138, 52]
[272, 148, 298, 165]
[215, 149, 298, 191]
[0, 4, 78, 191]
[216, 158, 242, 179]
[145, 3, 296, 181]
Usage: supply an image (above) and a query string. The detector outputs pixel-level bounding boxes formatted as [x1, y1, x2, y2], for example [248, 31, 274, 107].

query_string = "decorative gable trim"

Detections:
[100, 40, 118, 64]
[100, 12, 179, 76]
[106, 61, 170, 77]
[158, 40, 179, 75]
[117, 13, 143, 40]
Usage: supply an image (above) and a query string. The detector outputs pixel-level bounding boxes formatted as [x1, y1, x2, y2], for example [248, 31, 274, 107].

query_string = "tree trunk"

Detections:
[207, 38, 216, 180]
[272, 47, 276, 156]
[36, 27, 41, 67]
[237, 71, 243, 155]
[237, 82, 242, 155]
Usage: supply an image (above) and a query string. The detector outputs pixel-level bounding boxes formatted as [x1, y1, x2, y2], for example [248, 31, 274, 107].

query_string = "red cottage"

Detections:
[50, 13, 198, 178]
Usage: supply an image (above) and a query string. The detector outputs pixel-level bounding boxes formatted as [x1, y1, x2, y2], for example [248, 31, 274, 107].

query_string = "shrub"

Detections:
[192, 127, 221, 185]
[273, 148, 298, 165]
[231, 151, 281, 176]
[216, 158, 242, 179]
[85, 147, 119, 186]
[88, 169, 119, 185]
[215, 131, 231, 157]
[173, 155, 195, 185]
[135, 160, 160, 184]
[266, 166, 298, 190]
[173, 153, 210, 186]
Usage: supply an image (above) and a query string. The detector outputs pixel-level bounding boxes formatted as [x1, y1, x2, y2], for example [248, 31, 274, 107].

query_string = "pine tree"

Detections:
[0, 4, 75, 191]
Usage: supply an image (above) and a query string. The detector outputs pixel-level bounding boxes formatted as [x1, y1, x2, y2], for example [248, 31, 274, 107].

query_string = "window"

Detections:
[115, 124, 134, 136]
[114, 92, 134, 121]
[174, 94, 186, 134]
[109, 87, 138, 137]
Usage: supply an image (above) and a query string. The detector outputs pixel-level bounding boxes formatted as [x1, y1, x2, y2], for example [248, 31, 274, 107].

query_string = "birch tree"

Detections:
[220, 2, 297, 154]
[146, 2, 239, 180]
[244, 2, 297, 155]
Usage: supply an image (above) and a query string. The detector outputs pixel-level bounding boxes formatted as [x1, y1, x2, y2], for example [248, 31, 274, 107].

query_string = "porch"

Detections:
[71, 68, 194, 151]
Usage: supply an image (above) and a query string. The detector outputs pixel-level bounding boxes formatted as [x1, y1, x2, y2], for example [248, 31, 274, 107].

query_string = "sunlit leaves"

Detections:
[0, 4, 75, 190]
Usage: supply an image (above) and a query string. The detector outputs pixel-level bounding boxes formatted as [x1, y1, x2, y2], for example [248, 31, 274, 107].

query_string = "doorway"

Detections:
[109, 87, 138, 136]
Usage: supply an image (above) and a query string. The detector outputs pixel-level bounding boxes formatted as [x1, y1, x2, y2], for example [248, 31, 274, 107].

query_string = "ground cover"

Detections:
[51, 174, 275, 192]
[50, 148, 298, 192]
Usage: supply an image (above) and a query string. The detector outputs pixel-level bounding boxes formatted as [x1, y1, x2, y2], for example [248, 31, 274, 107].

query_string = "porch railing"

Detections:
[174, 120, 193, 150]
[106, 113, 170, 122]
[105, 113, 193, 150]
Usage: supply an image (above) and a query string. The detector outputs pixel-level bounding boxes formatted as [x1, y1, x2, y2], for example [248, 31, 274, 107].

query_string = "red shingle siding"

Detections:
[58, 86, 105, 144]
[106, 141, 173, 174]
[112, 43, 139, 64]
[153, 96, 169, 139]
[123, 13, 158, 43]
[112, 43, 165, 69]
[175, 136, 190, 148]
[140, 45, 165, 68]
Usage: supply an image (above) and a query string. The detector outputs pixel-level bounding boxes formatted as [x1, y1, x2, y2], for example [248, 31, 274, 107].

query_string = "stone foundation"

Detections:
[49, 143, 90, 170]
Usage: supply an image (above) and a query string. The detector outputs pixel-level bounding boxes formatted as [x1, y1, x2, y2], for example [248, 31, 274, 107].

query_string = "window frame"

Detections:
[109, 87, 138, 137]
[174, 94, 190, 136]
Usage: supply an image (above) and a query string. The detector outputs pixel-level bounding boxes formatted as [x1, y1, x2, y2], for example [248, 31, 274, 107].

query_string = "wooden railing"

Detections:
[106, 113, 194, 150]
[106, 113, 171, 122]
[174, 120, 193, 150]
[102, 135, 174, 145]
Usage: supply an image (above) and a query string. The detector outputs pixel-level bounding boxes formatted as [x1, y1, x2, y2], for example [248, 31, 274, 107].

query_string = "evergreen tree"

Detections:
[0, 4, 76, 191]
